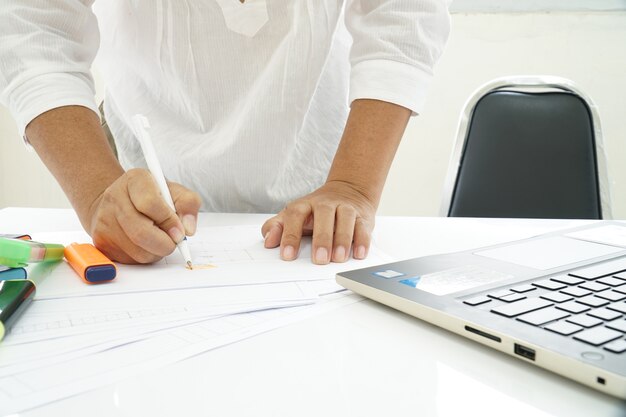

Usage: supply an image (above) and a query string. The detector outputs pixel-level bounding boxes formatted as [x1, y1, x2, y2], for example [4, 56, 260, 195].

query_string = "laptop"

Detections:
[336, 221, 626, 399]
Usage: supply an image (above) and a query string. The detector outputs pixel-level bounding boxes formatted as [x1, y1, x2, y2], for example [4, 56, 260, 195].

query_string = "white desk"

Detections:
[1, 208, 623, 416]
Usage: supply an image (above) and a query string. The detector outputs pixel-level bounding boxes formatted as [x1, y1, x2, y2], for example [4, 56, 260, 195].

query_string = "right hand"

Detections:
[85, 168, 202, 264]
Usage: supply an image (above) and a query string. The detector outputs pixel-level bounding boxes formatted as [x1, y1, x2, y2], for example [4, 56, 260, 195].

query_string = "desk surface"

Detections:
[1, 208, 624, 416]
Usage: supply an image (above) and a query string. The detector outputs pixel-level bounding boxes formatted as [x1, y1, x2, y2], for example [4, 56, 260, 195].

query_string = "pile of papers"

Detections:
[0, 224, 391, 413]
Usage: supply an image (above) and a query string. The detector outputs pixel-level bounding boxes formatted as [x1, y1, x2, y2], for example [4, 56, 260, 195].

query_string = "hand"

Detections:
[262, 181, 376, 264]
[85, 169, 202, 264]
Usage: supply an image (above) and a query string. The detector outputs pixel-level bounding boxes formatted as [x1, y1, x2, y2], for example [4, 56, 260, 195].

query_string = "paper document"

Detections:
[0, 293, 363, 414]
[33, 225, 392, 299]
[3, 281, 317, 346]
[0, 223, 390, 413]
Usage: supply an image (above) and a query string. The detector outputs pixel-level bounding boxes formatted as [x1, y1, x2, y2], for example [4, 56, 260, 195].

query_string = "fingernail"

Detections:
[333, 246, 346, 262]
[182, 214, 197, 235]
[315, 247, 329, 264]
[355, 245, 366, 259]
[169, 227, 185, 243]
[282, 245, 295, 261]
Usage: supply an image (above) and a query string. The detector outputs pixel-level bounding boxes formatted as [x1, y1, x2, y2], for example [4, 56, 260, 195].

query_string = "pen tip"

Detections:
[186, 260, 193, 270]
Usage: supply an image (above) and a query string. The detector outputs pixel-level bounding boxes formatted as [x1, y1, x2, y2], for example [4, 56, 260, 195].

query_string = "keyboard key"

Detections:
[488, 289, 513, 299]
[596, 290, 626, 302]
[569, 258, 626, 280]
[517, 307, 569, 326]
[604, 339, 626, 353]
[566, 315, 603, 328]
[560, 287, 592, 297]
[607, 302, 626, 314]
[499, 293, 526, 303]
[576, 296, 609, 308]
[540, 292, 573, 303]
[606, 320, 626, 333]
[574, 327, 623, 346]
[611, 272, 626, 280]
[464, 296, 491, 306]
[534, 280, 567, 290]
[597, 277, 626, 287]
[556, 301, 590, 314]
[615, 284, 626, 295]
[491, 298, 553, 318]
[588, 308, 622, 321]
[545, 321, 583, 336]
[579, 282, 610, 292]
[511, 284, 536, 293]
[552, 275, 584, 285]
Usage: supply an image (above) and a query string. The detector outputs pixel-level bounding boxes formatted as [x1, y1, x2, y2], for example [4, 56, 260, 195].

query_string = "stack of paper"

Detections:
[0, 224, 392, 413]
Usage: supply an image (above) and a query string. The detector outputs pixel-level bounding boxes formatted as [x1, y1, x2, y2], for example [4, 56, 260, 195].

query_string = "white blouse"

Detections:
[0, 0, 450, 213]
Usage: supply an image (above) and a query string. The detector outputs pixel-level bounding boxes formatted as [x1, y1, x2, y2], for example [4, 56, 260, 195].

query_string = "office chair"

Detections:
[440, 76, 612, 219]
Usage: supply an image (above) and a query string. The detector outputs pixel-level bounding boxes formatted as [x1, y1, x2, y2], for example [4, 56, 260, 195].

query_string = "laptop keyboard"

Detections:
[463, 260, 626, 354]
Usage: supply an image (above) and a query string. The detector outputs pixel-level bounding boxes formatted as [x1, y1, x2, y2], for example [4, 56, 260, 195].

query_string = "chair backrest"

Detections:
[440, 76, 612, 220]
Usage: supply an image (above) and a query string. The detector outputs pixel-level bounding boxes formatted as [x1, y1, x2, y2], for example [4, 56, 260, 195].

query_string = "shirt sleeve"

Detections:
[345, 0, 451, 115]
[0, 0, 100, 138]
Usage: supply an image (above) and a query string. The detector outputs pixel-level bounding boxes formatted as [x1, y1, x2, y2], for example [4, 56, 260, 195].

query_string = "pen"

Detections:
[131, 114, 194, 269]
[0, 237, 64, 268]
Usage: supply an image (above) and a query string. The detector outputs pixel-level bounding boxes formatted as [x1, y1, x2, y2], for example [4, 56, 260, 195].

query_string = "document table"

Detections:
[0, 208, 623, 417]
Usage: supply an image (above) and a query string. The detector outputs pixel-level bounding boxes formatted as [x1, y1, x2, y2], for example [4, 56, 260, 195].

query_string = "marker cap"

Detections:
[64, 243, 116, 284]
[0, 238, 64, 268]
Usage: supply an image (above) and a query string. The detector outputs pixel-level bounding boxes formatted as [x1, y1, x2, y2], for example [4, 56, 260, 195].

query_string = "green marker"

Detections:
[0, 237, 64, 268]
[0, 279, 36, 341]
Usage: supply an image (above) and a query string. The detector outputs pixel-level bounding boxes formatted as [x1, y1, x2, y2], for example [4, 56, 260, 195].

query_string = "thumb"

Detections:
[168, 181, 202, 236]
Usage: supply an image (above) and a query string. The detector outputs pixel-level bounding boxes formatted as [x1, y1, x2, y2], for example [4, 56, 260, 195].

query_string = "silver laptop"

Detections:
[336, 221, 626, 399]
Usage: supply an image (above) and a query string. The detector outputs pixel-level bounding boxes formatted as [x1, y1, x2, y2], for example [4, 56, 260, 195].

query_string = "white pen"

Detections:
[131, 114, 194, 269]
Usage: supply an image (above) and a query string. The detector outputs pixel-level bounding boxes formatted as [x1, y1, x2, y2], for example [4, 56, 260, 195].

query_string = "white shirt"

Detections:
[0, 0, 450, 213]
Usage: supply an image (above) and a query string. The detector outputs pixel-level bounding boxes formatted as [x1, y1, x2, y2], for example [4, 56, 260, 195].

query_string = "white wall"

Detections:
[1, 12, 625, 218]
[378, 11, 626, 218]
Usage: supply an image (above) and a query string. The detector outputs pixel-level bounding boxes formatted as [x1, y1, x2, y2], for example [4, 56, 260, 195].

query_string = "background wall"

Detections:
[1, 11, 625, 218]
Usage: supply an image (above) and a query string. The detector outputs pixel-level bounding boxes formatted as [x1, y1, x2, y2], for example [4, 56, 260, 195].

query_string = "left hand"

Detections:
[261, 181, 376, 264]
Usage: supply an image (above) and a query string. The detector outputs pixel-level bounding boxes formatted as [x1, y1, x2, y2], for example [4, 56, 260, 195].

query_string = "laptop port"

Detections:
[514, 343, 536, 361]
[464, 325, 501, 342]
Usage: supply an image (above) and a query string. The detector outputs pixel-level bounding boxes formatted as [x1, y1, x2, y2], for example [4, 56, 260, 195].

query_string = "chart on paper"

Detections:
[3, 281, 318, 346]
[0, 293, 363, 415]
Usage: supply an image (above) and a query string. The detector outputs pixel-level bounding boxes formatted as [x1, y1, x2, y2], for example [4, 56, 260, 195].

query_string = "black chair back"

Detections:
[447, 89, 602, 219]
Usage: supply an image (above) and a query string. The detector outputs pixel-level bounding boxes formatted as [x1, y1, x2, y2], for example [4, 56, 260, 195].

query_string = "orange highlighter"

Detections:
[64, 243, 117, 284]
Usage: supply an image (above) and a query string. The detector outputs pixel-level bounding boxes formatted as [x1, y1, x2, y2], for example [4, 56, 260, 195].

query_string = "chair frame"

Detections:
[439, 76, 613, 219]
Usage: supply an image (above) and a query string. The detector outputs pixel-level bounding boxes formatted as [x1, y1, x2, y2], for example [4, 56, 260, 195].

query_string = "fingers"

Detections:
[126, 169, 185, 243]
[169, 182, 202, 236]
[91, 208, 165, 264]
[311, 203, 335, 265]
[279, 202, 311, 261]
[353, 216, 373, 260]
[262, 217, 283, 249]
[262, 199, 371, 264]
[117, 207, 176, 258]
[332, 205, 357, 263]
[88, 168, 202, 264]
